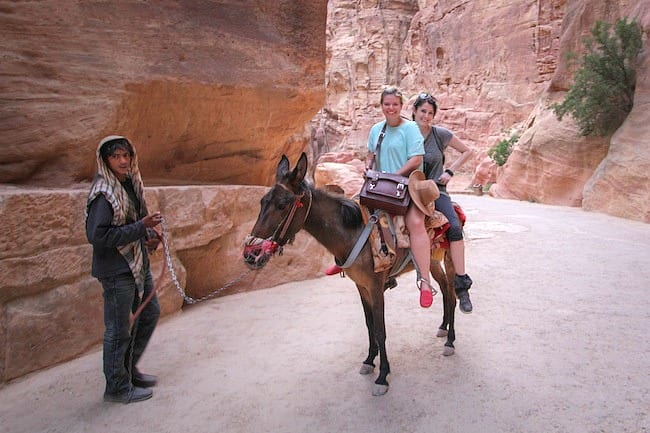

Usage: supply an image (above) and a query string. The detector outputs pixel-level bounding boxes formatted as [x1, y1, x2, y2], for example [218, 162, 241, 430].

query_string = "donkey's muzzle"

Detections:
[242, 236, 279, 270]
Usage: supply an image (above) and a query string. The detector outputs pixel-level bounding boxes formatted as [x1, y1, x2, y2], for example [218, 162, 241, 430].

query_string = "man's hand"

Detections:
[142, 212, 163, 228]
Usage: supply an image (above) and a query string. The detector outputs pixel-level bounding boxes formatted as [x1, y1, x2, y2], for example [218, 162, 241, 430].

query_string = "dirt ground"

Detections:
[1, 195, 649, 433]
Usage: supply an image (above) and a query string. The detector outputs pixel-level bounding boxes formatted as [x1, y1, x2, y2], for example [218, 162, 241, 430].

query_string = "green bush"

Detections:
[552, 18, 642, 136]
[488, 135, 518, 166]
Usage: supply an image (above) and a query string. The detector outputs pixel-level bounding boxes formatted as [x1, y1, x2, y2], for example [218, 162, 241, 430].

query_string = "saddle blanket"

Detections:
[361, 206, 450, 273]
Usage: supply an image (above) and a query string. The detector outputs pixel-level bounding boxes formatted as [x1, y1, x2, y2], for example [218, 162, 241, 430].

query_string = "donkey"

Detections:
[243, 153, 458, 396]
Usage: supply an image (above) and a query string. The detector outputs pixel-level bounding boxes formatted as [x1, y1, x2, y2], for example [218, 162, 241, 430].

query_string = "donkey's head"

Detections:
[243, 153, 310, 270]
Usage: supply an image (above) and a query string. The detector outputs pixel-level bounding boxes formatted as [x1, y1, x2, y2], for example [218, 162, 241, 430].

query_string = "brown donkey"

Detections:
[243, 153, 458, 396]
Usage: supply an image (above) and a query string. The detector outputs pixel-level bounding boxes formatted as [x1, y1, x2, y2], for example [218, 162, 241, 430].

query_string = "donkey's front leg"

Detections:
[371, 292, 390, 396]
[357, 286, 378, 375]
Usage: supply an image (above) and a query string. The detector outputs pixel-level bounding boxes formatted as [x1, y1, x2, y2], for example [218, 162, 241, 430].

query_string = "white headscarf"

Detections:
[85, 135, 148, 292]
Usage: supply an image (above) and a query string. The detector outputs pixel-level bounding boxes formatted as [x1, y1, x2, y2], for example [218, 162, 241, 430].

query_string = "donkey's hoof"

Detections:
[372, 384, 389, 396]
[442, 346, 455, 357]
[436, 328, 448, 338]
[359, 364, 375, 375]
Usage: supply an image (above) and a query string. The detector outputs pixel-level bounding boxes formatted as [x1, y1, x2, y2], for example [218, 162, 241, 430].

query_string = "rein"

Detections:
[158, 218, 253, 304]
[130, 218, 254, 327]
[131, 187, 312, 323]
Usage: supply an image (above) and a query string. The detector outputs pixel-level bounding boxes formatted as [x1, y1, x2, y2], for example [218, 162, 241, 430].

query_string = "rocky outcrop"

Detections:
[0, 0, 327, 187]
[491, 0, 650, 222]
[321, 0, 649, 222]
[0, 185, 332, 383]
[492, 108, 610, 206]
[313, 151, 365, 197]
[581, 2, 650, 221]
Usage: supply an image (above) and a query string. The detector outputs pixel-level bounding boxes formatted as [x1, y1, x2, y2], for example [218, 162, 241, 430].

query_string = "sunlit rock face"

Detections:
[0, 0, 327, 187]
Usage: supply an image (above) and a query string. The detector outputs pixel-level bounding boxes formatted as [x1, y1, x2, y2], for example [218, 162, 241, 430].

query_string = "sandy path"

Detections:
[1, 195, 649, 433]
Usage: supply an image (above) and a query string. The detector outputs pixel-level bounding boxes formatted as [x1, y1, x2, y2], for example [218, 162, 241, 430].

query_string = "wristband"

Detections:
[444, 168, 454, 177]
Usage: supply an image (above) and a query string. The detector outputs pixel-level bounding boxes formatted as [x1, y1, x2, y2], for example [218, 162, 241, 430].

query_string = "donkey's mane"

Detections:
[303, 182, 364, 229]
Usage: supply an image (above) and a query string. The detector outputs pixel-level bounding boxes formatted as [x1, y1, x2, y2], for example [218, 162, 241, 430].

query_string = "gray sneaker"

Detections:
[454, 274, 473, 314]
[104, 386, 153, 404]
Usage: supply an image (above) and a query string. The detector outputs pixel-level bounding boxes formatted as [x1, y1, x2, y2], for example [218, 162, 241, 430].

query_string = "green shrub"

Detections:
[488, 135, 518, 166]
[552, 18, 642, 136]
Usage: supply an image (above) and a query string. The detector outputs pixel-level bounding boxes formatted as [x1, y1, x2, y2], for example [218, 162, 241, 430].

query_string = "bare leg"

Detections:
[405, 205, 433, 307]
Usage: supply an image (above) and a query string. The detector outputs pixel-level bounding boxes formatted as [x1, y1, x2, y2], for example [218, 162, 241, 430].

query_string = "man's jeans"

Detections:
[100, 268, 160, 394]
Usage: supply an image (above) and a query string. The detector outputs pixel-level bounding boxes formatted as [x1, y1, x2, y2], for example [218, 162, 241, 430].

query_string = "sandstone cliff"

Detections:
[1, 0, 326, 187]
[318, 0, 650, 222]
[320, 0, 564, 173]
[491, 0, 650, 222]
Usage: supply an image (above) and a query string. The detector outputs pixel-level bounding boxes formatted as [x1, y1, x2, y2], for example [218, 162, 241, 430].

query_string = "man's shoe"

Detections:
[104, 386, 153, 404]
[133, 370, 158, 388]
[457, 290, 473, 314]
[454, 274, 473, 314]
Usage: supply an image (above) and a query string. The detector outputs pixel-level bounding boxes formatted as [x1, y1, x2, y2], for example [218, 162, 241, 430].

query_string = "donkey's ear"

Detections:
[276, 154, 290, 182]
[289, 152, 308, 188]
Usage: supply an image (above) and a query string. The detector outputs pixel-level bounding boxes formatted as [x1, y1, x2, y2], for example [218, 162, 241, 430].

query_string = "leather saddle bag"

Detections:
[359, 169, 411, 215]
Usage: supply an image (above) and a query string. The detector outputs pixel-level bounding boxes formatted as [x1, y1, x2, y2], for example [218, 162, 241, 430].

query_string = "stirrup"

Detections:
[417, 278, 438, 296]
[417, 278, 436, 308]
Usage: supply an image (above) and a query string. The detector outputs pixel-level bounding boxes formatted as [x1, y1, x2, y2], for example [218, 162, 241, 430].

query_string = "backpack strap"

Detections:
[371, 122, 388, 170]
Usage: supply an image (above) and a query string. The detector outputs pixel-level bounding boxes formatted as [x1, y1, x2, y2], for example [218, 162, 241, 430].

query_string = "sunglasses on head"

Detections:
[417, 93, 437, 105]
[382, 87, 402, 97]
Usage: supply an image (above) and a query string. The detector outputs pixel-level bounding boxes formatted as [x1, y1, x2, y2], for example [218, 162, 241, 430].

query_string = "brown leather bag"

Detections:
[359, 122, 411, 215]
[360, 169, 411, 215]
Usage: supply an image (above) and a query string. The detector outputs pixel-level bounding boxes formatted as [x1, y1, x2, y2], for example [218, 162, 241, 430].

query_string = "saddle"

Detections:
[362, 202, 465, 275]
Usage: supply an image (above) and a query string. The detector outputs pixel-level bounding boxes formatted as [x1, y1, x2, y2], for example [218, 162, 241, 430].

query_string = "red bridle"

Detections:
[242, 186, 313, 267]
[271, 186, 312, 246]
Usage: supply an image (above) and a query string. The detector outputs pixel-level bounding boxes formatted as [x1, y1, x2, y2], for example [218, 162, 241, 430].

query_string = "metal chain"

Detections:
[158, 218, 253, 305]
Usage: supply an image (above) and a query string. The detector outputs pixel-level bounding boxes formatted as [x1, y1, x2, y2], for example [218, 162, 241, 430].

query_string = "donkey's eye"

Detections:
[277, 198, 292, 210]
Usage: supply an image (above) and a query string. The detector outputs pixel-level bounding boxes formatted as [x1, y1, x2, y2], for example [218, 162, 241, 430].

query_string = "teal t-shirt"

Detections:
[367, 120, 424, 173]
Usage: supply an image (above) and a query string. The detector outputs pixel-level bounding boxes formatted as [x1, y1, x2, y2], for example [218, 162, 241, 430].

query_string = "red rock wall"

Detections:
[492, 0, 650, 222]
[319, 0, 650, 222]
[321, 0, 564, 170]
[581, 52, 650, 222]
[0, 0, 326, 187]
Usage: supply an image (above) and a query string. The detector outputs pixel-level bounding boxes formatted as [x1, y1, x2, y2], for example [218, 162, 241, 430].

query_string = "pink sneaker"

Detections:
[418, 279, 435, 308]
[419, 289, 433, 308]
[325, 264, 343, 275]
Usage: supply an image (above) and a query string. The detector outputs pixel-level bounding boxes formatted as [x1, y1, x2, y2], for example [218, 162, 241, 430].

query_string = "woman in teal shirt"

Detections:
[365, 86, 436, 308]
